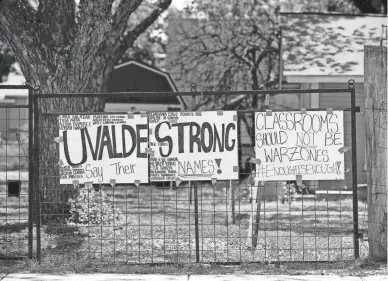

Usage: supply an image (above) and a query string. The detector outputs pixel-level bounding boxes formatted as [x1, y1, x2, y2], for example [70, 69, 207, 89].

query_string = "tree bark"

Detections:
[22, 24, 116, 221]
[36, 88, 104, 222]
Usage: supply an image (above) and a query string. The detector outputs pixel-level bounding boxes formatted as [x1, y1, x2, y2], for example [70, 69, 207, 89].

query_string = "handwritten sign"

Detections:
[255, 111, 345, 181]
[59, 114, 148, 184]
[148, 111, 239, 181]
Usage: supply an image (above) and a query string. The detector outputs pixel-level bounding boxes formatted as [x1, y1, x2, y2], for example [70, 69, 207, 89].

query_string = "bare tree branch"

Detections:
[112, 0, 143, 32]
[221, 76, 279, 110]
[114, 0, 172, 62]
[170, 5, 279, 99]
[126, 0, 172, 43]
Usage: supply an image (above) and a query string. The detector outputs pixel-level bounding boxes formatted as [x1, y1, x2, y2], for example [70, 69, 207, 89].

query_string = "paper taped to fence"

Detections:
[254, 111, 345, 181]
[58, 114, 148, 184]
[148, 111, 239, 182]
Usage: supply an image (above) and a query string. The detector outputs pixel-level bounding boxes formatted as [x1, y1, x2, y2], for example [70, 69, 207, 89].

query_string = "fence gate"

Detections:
[0, 85, 33, 260]
[32, 82, 365, 265]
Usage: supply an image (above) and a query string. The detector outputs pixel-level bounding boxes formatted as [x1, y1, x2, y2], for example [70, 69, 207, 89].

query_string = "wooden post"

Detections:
[188, 181, 192, 204]
[252, 182, 263, 248]
[228, 180, 235, 224]
[364, 45, 387, 261]
[246, 185, 255, 248]
[246, 185, 259, 248]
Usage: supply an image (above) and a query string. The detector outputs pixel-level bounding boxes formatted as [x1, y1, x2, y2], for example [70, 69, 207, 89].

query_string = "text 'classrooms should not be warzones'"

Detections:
[254, 111, 345, 181]
[58, 110, 345, 185]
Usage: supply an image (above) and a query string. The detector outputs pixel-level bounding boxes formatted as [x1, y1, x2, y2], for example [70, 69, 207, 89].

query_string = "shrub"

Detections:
[67, 186, 124, 227]
[279, 182, 311, 204]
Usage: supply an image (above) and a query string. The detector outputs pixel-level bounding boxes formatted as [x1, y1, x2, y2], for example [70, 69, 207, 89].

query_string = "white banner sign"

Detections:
[255, 111, 345, 181]
[149, 111, 239, 182]
[59, 114, 149, 184]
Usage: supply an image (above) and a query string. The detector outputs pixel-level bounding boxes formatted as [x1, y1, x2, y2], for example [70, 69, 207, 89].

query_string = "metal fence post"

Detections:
[27, 87, 33, 259]
[192, 99, 200, 263]
[190, 84, 200, 263]
[33, 94, 41, 263]
[349, 79, 360, 259]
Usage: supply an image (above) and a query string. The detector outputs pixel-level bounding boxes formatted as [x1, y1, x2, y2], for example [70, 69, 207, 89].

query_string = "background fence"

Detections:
[29, 86, 368, 266]
[0, 85, 32, 260]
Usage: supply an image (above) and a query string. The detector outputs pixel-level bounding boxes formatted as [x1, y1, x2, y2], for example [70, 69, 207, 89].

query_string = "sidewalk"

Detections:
[0, 274, 386, 281]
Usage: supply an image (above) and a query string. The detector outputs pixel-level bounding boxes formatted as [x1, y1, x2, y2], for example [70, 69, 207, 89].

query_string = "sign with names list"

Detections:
[58, 114, 148, 184]
[148, 111, 239, 182]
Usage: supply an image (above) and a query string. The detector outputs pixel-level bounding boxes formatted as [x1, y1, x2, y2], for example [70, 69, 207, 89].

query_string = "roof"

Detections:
[114, 60, 179, 92]
[108, 60, 187, 108]
[281, 13, 387, 77]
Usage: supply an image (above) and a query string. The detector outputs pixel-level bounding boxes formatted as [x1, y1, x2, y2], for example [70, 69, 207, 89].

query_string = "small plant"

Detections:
[279, 181, 310, 204]
[67, 185, 124, 227]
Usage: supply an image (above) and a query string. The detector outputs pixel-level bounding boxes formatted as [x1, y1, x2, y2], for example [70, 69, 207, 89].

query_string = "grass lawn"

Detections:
[0, 255, 386, 276]
[1, 176, 370, 266]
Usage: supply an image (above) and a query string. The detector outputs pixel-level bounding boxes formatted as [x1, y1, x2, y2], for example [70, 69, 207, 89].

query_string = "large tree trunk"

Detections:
[37, 88, 105, 222]
[21, 38, 116, 221]
[0, 0, 173, 222]
[20, 40, 115, 221]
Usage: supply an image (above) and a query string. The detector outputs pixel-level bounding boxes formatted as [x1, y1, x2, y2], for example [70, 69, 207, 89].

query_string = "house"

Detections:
[0, 61, 185, 141]
[105, 60, 186, 112]
[0, 68, 28, 142]
[280, 12, 387, 192]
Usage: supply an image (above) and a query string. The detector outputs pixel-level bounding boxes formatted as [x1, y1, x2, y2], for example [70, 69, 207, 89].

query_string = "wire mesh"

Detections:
[32, 89, 365, 265]
[0, 103, 30, 259]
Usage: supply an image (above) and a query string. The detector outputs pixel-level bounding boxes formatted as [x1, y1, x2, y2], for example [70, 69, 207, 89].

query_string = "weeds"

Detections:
[0, 258, 386, 276]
